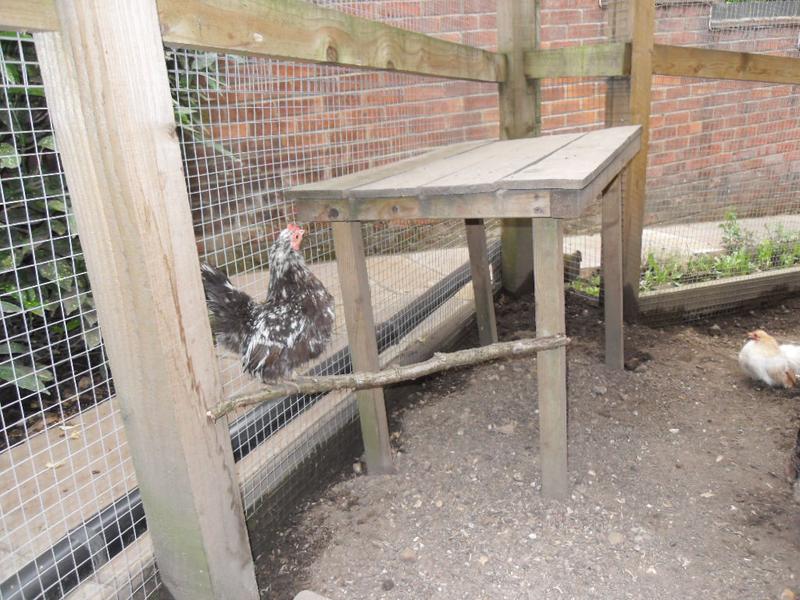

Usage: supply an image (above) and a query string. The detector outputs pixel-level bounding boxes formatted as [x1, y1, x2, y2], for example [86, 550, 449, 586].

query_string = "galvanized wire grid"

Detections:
[642, 2, 800, 317]
[0, 32, 157, 599]
[172, 0, 501, 525]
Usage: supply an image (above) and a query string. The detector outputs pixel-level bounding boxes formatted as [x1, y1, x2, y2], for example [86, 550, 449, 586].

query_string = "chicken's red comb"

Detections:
[287, 223, 303, 232]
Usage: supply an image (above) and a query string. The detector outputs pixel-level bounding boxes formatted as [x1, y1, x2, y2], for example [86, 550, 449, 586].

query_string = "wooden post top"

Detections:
[288, 125, 641, 222]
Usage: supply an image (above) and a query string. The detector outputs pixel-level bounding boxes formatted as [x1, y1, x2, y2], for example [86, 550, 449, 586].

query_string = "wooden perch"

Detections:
[207, 335, 569, 421]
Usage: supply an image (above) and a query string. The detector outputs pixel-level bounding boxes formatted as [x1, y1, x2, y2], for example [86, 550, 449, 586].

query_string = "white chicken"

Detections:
[738, 329, 796, 388]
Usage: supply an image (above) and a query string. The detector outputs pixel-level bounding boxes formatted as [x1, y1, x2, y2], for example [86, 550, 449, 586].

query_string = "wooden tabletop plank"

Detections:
[288, 141, 488, 199]
[502, 126, 641, 190]
[420, 133, 584, 195]
[350, 134, 583, 197]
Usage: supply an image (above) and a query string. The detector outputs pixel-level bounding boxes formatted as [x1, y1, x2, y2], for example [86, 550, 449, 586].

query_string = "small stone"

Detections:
[782, 588, 797, 600]
[382, 579, 395, 591]
[512, 472, 524, 482]
[634, 364, 648, 373]
[608, 531, 625, 546]
[77, 376, 92, 391]
[496, 421, 517, 435]
[352, 462, 363, 475]
[477, 555, 489, 566]
[592, 385, 608, 396]
[399, 547, 416, 562]
[708, 324, 722, 337]
[646, 566, 657, 575]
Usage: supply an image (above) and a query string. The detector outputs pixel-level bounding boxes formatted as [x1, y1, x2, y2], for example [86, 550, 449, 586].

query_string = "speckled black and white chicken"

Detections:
[201, 224, 334, 381]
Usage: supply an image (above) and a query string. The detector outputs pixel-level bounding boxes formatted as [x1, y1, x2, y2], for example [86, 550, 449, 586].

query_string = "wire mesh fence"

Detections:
[0, 31, 157, 599]
[640, 1, 800, 319]
[2, 0, 798, 597]
[2, 2, 504, 598]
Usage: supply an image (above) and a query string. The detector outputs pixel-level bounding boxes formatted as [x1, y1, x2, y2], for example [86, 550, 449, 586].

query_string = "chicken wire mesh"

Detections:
[639, 1, 800, 319]
[0, 2, 506, 598]
[0, 31, 157, 600]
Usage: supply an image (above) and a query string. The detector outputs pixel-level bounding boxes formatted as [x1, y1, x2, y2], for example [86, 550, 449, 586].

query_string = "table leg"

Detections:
[533, 218, 568, 499]
[331, 221, 393, 474]
[602, 175, 624, 369]
[465, 219, 498, 346]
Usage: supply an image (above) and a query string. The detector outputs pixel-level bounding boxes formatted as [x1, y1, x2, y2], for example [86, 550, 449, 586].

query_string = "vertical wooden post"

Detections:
[465, 219, 498, 346]
[532, 219, 568, 499]
[331, 221, 393, 474]
[33, 2, 258, 599]
[602, 176, 624, 369]
[498, 0, 540, 295]
[605, 0, 655, 320]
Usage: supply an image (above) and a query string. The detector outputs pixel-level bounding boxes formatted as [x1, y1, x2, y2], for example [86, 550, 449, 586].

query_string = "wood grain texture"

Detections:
[524, 42, 631, 79]
[293, 191, 551, 221]
[157, 0, 505, 82]
[498, 0, 540, 295]
[331, 222, 393, 475]
[503, 126, 640, 190]
[605, 0, 655, 321]
[33, 2, 258, 598]
[465, 219, 498, 346]
[533, 218, 568, 499]
[601, 175, 624, 369]
[352, 134, 581, 197]
[290, 127, 640, 221]
[0, 0, 58, 31]
[290, 142, 488, 199]
[653, 43, 800, 85]
[6, 0, 504, 82]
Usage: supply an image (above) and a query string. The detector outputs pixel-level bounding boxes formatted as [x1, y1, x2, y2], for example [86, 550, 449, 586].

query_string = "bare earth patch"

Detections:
[256, 293, 800, 600]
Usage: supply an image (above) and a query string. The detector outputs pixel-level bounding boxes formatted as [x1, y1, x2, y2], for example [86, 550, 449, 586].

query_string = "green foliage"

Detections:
[0, 34, 96, 400]
[568, 273, 601, 297]
[636, 212, 800, 293]
[719, 211, 754, 254]
[0, 37, 229, 415]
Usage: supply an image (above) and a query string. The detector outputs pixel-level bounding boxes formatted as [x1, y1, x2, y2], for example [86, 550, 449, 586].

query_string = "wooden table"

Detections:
[287, 125, 642, 498]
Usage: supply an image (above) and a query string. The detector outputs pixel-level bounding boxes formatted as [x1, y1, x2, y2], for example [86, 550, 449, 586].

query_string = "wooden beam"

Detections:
[639, 266, 800, 323]
[532, 218, 568, 499]
[465, 219, 498, 346]
[0, 0, 57, 31]
[3, 0, 505, 83]
[498, 0, 540, 295]
[158, 0, 504, 82]
[601, 176, 624, 369]
[524, 42, 631, 79]
[606, 0, 655, 321]
[653, 43, 800, 85]
[32, 2, 258, 599]
[331, 222, 394, 475]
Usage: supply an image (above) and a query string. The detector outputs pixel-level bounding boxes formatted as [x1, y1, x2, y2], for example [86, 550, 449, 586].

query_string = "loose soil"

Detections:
[255, 292, 800, 600]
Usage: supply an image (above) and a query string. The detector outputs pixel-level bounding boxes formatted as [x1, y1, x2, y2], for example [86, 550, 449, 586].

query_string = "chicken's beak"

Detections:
[746, 331, 757, 341]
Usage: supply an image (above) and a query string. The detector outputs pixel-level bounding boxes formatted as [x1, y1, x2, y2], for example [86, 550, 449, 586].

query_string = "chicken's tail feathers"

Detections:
[200, 263, 254, 350]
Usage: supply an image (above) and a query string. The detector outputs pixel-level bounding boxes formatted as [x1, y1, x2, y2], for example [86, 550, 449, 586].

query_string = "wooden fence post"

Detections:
[605, 0, 655, 320]
[33, 2, 259, 598]
[498, 0, 540, 295]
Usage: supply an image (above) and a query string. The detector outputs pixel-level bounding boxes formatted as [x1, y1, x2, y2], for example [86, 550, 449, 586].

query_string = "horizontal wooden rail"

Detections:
[2, 0, 505, 83]
[653, 43, 800, 85]
[524, 42, 631, 79]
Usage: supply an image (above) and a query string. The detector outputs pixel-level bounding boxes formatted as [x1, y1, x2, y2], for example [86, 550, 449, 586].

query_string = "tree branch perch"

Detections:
[207, 335, 569, 421]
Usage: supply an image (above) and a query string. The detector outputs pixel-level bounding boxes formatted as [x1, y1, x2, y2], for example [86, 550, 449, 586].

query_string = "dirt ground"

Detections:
[256, 292, 800, 600]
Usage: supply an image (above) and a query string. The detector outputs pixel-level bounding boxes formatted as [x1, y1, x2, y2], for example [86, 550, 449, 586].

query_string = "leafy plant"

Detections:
[719, 211, 755, 254]
[0, 35, 231, 436]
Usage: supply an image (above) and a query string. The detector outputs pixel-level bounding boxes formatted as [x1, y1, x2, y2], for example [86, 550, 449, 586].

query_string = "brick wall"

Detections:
[647, 3, 800, 226]
[188, 0, 800, 260]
